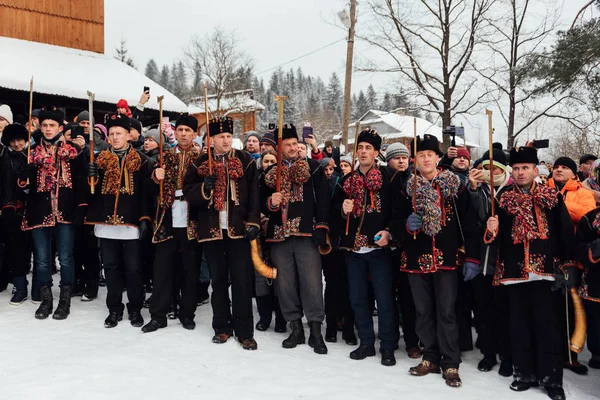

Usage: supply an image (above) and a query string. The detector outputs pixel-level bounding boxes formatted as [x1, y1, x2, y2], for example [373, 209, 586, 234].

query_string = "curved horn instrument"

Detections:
[318, 234, 332, 255]
[569, 287, 587, 353]
[250, 239, 277, 279]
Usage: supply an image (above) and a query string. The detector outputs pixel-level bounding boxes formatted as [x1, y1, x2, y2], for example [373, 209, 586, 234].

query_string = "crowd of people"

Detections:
[0, 96, 599, 400]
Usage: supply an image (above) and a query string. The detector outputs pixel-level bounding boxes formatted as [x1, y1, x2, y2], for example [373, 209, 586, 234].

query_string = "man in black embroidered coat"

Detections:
[142, 114, 201, 333]
[485, 146, 575, 400]
[183, 116, 260, 350]
[19, 110, 87, 321]
[333, 129, 397, 366]
[392, 134, 479, 387]
[86, 114, 154, 329]
[261, 124, 330, 354]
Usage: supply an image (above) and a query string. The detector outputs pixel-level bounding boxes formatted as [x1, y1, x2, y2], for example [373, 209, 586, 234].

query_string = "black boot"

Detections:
[255, 295, 273, 331]
[282, 319, 305, 349]
[308, 321, 328, 354]
[498, 359, 513, 377]
[350, 343, 376, 360]
[35, 286, 53, 319]
[478, 355, 498, 372]
[129, 310, 144, 327]
[197, 281, 210, 306]
[71, 280, 83, 297]
[381, 348, 396, 366]
[142, 319, 167, 333]
[274, 301, 286, 333]
[546, 387, 566, 400]
[52, 285, 72, 320]
[510, 380, 538, 392]
[104, 311, 123, 328]
[325, 324, 338, 343]
[81, 283, 98, 302]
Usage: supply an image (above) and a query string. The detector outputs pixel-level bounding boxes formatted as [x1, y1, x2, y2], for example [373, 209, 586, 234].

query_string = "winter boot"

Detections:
[498, 359, 513, 377]
[10, 276, 28, 305]
[35, 286, 53, 319]
[381, 348, 397, 366]
[325, 322, 338, 343]
[546, 387, 566, 400]
[478, 355, 498, 372]
[350, 343, 376, 360]
[52, 285, 73, 320]
[81, 283, 98, 302]
[255, 295, 273, 331]
[197, 281, 210, 306]
[71, 280, 83, 297]
[308, 321, 328, 354]
[282, 319, 305, 349]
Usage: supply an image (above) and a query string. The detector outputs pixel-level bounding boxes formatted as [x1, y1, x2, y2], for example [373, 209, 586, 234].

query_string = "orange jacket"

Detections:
[548, 178, 596, 224]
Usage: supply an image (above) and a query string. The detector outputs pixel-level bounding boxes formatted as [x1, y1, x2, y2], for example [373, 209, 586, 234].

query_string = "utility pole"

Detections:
[340, 0, 357, 152]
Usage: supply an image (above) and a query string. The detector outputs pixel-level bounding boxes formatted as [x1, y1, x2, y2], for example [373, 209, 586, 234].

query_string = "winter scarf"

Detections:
[31, 140, 78, 192]
[264, 158, 311, 205]
[196, 152, 244, 211]
[343, 166, 383, 217]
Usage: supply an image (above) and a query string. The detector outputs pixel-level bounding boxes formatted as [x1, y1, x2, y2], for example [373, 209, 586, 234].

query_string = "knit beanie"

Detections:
[244, 131, 261, 146]
[340, 154, 353, 166]
[385, 142, 409, 162]
[0, 104, 14, 124]
[554, 157, 578, 176]
[144, 128, 161, 144]
[130, 118, 143, 133]
[76, 110, 92, 124]
[260, 132, 277, 148]
[456, 147, 471, 160]
[537, 165, 550, 176]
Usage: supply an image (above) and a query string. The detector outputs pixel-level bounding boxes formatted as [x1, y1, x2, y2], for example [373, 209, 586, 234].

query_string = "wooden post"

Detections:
[87, 90, 97, 194]
[27, 77, 33, 163]
[345, 122, 361, 235]
[341, 0, 357, 152]
[274, 95, 288, 192]
[486, 109, 495, 216]
[204, 82, 213, 175]
[157, 95, 165, 203]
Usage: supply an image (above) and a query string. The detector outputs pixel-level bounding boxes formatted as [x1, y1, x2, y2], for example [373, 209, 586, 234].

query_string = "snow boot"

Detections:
[308, 321, 328, 354]
[142, 319, 167, 333]
[52, 285, 72, 320]
[129, 310, 144, 327]
[35, 286, 53, 319]
[282, 319, 305, 349]
[255, 295, 273, 331]
[104, 311, 123, 328]
[10, 276, 28, 305]
[478, 355, 498, 372]
[546, 386, 566, 400]
[498, 359, 513, 377]
[350, 343, 376, 360]
[81, 283, 98, 302]
[381, 348, 396, 366]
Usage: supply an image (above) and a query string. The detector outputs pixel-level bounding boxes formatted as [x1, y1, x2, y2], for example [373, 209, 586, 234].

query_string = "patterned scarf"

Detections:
[406, 169, 460, 236]
[343, 166, 383, 217]
[161, 146, 200, 209]
[499, 184, 558, 244]
[31, 141, 78, 192]
[264, 158, 311, 205]
[196, 152, 244, 211]
[96, 147, 142, 195]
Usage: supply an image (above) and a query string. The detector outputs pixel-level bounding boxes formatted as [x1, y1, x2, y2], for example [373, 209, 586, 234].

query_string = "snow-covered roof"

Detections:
[188, 89, 265, 115]
[333, 110, 479, 148]
[0, 36, 188, 113]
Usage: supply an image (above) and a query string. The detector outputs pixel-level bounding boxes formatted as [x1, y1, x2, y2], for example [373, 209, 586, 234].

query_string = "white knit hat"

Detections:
[0, 104, 13, 124]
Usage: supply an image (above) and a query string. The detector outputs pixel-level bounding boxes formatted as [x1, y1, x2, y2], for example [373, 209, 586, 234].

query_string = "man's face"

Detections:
[281, 138, 298, 160]
[580, 159, 595, 177]
[108, 126, 129, 150]
[340, 161, 352, 176]
[9, 139, 26, 152]
[357, 142, 378, 167]
[175, 125, 196, 149]
[452, 155, 470, 171]
[41, 120, 62, 140]
[388, 155, 409, 172]
[416, 150, 440, 176]
[213, 132, 233, 154]
[511, 163, 537, 187]
[261, 143, 275, 153]
[0, 117, 9, 132]
[79, 120, 90, 134]
[297, 143, 308, 158]
[246, 136, 260, 153]
[128, 128, 141, 142]
[144, 138, 158, 152]
[324, 165, 334, 179]
[552, 165, 574, 184]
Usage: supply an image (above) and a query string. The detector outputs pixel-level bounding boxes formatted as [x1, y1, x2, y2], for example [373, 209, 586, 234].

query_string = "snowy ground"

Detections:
[0, 276, 598, 400]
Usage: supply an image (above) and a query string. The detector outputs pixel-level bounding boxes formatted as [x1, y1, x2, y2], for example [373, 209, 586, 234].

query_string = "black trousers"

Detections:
[74, 225, 100, 288]
[508, 280, 563, 386]
[100, 238, 144, 314]
[456, 272, 474, 351]
[392, 249, 418, 349]
[322, 250, 354, 333]
[150, 229, 200, 323]
[4, 228, 32, 279]
[408, 271, 461, 369]
[204, 234, 254, 339]
[585, 299, 600, 357]
[471, 274, 511, 361]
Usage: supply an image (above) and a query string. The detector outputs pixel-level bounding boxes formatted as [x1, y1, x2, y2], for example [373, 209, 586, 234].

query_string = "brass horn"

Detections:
[250, 239, 277, 279]
[569, 287, 587, 353]
[318, 233, 332, 255]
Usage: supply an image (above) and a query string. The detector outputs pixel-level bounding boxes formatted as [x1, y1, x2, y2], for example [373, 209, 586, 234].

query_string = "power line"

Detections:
[255, 38, 346, 76]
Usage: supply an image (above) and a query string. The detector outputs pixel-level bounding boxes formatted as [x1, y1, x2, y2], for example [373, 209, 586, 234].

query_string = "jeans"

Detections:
[345, 249, 397, 349]
[31, 224, 75, 288]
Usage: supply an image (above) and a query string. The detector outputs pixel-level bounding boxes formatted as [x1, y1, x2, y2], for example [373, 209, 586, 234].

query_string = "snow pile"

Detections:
[0, 36, 187, 113]
[0, 275, 597, 399]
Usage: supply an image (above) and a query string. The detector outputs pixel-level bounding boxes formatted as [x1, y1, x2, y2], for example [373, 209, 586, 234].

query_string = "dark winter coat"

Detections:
[575, 208, 600, 302]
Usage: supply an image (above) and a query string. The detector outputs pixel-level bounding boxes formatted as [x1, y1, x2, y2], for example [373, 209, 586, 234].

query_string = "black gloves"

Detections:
[18, 163, 37, 181]
[71, 206, 86, 228]
[204, 175, 217, 191]
[245, 225, 260, 241]
[138, 219, 151, 240]
[88, 162, 99, 178]
[590, 238, 600, 261]
[552, 266, 580, 294]
[313, 228, 328, 247]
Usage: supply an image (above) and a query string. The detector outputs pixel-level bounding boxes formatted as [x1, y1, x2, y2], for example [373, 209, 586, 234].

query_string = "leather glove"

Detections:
[88, 162, 99, 178]
[590, 238, 600, 260]
[71, 206, 86, 228]
[138, 219, 151, 240]
[406, 213, 423, 233]
[18, 163, 37, 181]
[552, 267, 580, 294]
[313, 227, 328, 247]
[204, 174, 217, 191]
[245, 225, 260, 241]
[462, 262, 482, 282]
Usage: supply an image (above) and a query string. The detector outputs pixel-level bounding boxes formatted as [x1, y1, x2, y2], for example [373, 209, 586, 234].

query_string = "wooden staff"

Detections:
[157, 95, 165, 203]
[412, 118, 418, 239]
[274, 95, 287, 192]
[345, 121, 361, 235]
[204, 81, 213, 175]
[87, 91, 97, 194]
[27, 77, 33, 163]
[486, 109, 495, 216]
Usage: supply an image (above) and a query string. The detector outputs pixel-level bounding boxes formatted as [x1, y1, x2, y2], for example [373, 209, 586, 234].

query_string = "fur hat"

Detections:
[105, 113, 131, 131]
[509, 146, 539, 166]
[209, 117, 234, 136]
[357, 128, 382, 151]
[1, 124, 28, 147]
[414, 134, 442, 156]
[39, 109, 64, 126]
[175, 113, 198, 132]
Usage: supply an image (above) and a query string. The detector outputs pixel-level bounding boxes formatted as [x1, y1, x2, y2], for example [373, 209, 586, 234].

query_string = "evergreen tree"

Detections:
[114, 37, 136, 69]
[145, 59, 159, 82]
[325, 72, 343, 114]
[381, 92, 392, 111]
[366, 84, 378, 110]
[171, 61, 188, 100]
[159, 65, 171, 91]
[355, 90, 369, 118]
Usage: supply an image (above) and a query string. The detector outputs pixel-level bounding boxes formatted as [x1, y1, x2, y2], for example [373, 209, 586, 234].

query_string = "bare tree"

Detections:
[550, 121, 600, 161]
[362, 0, 494, 146]
[184, 27, 254, 113]
[474, 0, 595, 148]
